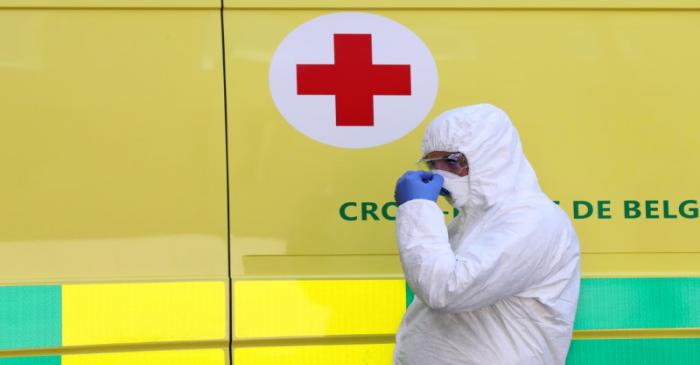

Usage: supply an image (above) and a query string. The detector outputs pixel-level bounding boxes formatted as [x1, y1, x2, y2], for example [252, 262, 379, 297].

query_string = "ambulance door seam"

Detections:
[219, 0, 234, 363]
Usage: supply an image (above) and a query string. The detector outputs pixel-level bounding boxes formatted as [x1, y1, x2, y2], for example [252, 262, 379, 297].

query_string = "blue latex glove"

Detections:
[394, 171, 445, 206]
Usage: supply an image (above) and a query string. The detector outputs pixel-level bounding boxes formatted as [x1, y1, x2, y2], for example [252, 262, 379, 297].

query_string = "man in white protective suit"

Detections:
[393, 104, 580, 365]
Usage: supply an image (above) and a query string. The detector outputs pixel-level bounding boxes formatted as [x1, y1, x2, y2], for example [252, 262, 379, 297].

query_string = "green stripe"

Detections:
[405, 281, 414, 307]
[0, 286, 61, 350]
[567, 338, 700, 364]
[0, 356, 60, 365]
[574, 278, 700, 330]
[406, 278, 700, 329]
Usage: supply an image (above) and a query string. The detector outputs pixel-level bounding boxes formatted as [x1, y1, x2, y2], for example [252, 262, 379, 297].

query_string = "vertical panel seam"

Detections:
[218, 0, 234, 364]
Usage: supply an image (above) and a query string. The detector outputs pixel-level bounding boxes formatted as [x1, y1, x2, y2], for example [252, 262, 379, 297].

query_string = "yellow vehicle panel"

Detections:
[226, 5, 700, 279]
[0, 1, 229, 363]
[224, 2, 700, 364]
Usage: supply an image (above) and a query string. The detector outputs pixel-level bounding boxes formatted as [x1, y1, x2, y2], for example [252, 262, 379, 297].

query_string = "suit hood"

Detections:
[422, 103, 541, 211]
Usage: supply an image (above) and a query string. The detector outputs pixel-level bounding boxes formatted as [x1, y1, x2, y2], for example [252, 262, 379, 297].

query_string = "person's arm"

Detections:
[397, 199, 551, 313]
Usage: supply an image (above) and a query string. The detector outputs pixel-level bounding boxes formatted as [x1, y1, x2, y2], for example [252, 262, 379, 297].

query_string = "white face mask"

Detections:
[433, 170, 471, 210]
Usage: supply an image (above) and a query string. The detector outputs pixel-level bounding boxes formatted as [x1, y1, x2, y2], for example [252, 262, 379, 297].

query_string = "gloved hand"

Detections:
[394, 171, 444, 206]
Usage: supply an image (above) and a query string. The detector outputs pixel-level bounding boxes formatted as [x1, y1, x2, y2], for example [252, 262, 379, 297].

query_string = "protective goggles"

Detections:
[416, 152, 468, 172]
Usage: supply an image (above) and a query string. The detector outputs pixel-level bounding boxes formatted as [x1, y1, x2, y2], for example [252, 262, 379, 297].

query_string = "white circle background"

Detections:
[269, 12, 438, 149]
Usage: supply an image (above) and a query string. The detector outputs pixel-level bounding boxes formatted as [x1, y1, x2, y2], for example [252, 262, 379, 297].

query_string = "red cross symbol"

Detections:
[296, 34, 412, 127]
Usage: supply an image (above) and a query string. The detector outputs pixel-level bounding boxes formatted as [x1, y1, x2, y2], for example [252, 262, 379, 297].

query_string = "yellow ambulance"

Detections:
[1, 1, 698, 364]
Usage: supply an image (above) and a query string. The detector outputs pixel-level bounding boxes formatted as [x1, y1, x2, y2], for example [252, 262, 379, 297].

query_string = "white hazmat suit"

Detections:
[394, 104, 580, 365]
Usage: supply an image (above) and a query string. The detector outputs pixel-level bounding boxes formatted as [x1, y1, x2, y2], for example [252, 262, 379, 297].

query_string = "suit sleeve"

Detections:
[396, 199, 552, 313]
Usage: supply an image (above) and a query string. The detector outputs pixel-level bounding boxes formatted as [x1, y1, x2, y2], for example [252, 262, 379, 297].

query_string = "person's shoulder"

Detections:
[493, 191, 554, 213]
[491, 191, 565, 227]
